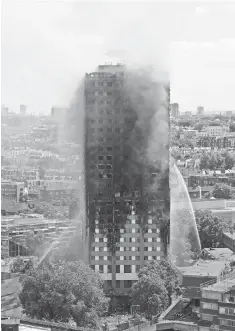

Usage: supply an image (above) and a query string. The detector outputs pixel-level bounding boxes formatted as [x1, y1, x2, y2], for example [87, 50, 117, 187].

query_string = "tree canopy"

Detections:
[24, 230, 49, 257]
[199, 151, 235, 170]
[195, 210, 228, 249]
[29, 202, 67, 219]
[130, 260, 181, 317]
[19, 260, 109, 328]
[204, 183, 235, 199]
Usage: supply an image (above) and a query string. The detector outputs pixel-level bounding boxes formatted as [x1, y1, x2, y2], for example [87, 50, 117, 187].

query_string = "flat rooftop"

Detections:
[204, 279, 235, 292]
[178, 260, 227, 277]
[1, 216, 67, 227]
[223, 231, 235, 240]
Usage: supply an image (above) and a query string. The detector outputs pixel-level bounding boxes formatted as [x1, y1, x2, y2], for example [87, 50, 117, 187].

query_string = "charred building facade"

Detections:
[84, 64, 170, 296]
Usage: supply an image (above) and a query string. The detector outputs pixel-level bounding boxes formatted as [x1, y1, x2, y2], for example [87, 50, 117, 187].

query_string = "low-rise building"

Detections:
[205, 126, 227, 137]
[199, 278, 235, 331]
[1, 215, 77, 258]
[1, 181, 25, 202]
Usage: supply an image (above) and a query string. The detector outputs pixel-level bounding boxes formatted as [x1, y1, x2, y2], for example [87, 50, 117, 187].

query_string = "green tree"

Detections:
[205, 183, 235, 199]
[131, 260, 181, 317]
[223, 152, 235, 170]
[32, 202, 67, 219]
[200, 154, 210, 170]
[24, 230, 49, 257]
[10, 256, 26, 273]
[195, 210, 227, 248]
[229, 123, 235, 132]
[194, 123, 203, 131]
[19, 260, 110, 328]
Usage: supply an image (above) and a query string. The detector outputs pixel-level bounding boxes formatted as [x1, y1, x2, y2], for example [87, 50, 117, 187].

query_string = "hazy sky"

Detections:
[2, 1, 235, 114]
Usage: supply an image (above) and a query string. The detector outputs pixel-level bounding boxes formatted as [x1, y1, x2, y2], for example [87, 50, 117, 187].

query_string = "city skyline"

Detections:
[2, 1, 235, 114]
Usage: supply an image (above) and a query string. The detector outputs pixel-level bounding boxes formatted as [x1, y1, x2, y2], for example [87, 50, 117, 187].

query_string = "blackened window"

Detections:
[124, 265, 131, 273]
[116, 265, 120, 273]
[124, 280, 132, 288]
[99, 173, 103, 179]
[106, 155, 112, 161]
[91, 265, 95, 271]
[108, 265, 112, 273]
[116, 280, 120, 288]
[136, 265, 140, 272]
[98, 156, 104, 160]
[107, 173, 112, 179]
[99, 265, 104, 273]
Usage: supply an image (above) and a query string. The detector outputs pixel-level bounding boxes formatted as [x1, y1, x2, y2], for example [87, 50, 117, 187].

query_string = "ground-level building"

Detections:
[198, 278, 235, 331]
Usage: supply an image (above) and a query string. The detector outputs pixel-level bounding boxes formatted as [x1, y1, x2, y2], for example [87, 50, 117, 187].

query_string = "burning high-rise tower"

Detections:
[84, 63, 170, 302]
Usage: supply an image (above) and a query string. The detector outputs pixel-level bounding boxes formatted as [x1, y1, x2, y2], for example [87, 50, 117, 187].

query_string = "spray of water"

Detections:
[169, 161, 201, 266]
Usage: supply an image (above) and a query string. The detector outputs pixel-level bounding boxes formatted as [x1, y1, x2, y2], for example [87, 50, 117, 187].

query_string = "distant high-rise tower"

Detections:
[84, 63, 170, 299]
[20, 104, 27, 115]
[197, 106, 204, 115]
[1, 105, 9, 117]
[170, 103, 179, 118]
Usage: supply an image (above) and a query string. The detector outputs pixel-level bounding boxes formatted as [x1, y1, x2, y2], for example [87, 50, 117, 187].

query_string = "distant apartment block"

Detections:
[205, 126, 227, 137]
[170, 103, 179, 118]
[1, 181, 25, 202]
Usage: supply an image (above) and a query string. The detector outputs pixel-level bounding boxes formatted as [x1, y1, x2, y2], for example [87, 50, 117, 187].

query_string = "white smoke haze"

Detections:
[2, 1, 171, 112]
[3, 1, 170, 263]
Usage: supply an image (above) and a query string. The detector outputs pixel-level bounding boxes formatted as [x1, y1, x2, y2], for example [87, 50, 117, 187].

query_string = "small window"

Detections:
[98, 156, 104, 160]
[116, 280, 120, 288]
[99, 265, 104, 273]
[124, 280, 132, 288]
[124, 265, 131, 273]
[115, 128, 121, 133]
[108, 265, 112, 273]
[99, 119, 104, 124]
[98, 128, 104, 132]
[116, 265, 120, 273]
[107, 173, 112, 179]
[106, 155, 112, 161]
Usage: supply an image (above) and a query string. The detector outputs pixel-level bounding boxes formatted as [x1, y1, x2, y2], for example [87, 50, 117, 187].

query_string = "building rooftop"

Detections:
[223, 231, 235, 240]
[203, 279, 235, 292]
[1, 215, 67, 227]
[202, 247, 235, 261]
[178, 259, 227, 277]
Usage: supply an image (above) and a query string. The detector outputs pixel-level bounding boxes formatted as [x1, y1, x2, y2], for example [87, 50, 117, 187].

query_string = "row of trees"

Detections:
[20, 200, 79, 220]
[199, 151, 235, 170]
[204, 183, 235, 199]
[18, 259, 180, 328]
